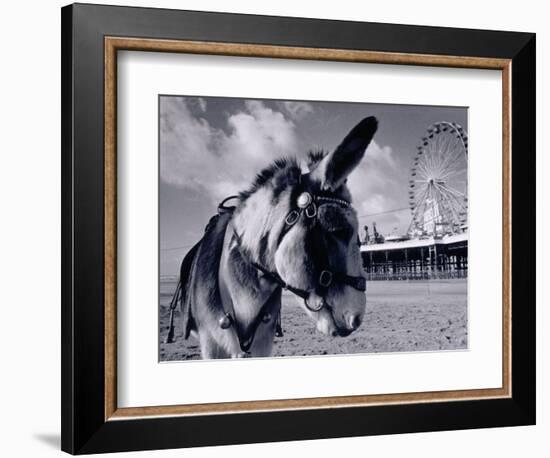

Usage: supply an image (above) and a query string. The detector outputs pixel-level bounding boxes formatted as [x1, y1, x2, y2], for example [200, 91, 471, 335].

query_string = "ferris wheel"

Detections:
[408, 121, 468, 237]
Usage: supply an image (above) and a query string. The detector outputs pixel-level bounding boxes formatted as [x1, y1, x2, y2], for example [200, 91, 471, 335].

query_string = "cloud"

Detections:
[160, 98, 410, 234]
[347, 141, 410, 233]
[197, 97, 207, 112]
[347, 140, 398, 209]
[277, 101, 314, 120]
[225, 100, 298, 160]
[160, 98, 299, 202]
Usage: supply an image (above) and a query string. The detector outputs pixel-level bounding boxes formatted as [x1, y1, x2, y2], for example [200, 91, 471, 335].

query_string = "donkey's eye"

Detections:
[329, 227, 353, 241]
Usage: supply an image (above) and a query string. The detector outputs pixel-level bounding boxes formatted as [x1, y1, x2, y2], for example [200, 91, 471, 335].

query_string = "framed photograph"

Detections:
[61, 3, 536, 454]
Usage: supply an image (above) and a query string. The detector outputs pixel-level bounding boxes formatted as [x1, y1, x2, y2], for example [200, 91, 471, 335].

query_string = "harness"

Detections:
[244, 190, 367, 312]
[222, 185, 368, 355]
[166, 190, 367, 355]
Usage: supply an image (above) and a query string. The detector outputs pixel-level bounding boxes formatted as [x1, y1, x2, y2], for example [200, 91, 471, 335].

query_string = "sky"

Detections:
[159, 95, 467, 276]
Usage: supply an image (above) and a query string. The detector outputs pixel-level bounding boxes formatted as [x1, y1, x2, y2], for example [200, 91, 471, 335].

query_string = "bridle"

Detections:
[255, 190, 366, 312]
[225, 186, 367, 313]
[216, 187, 367, 354]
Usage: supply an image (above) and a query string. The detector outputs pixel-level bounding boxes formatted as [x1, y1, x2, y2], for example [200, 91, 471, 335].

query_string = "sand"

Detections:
[159, 279, 467, 361]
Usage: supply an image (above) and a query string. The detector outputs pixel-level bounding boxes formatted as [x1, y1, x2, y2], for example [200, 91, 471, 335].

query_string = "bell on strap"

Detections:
[218, 313, 233, 329]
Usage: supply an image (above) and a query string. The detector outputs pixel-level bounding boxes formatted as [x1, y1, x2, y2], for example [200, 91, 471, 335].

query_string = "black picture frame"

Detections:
[61, 3, 535, 454]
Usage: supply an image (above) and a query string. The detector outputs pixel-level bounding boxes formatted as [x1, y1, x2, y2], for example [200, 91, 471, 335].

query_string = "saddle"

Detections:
[165, 197, 283, 347]
[165, 209, 232, 343]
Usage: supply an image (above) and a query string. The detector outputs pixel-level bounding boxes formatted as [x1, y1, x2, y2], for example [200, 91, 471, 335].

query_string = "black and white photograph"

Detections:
[159, 95, 469, 361]
[0, 0, 542, 456]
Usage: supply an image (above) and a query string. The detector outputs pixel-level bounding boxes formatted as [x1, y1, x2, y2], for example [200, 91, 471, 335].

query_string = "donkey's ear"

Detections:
[312, 116, 378, 191]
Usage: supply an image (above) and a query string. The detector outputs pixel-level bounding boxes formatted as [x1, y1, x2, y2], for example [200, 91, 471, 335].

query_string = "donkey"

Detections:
[165, 116, 378, 359]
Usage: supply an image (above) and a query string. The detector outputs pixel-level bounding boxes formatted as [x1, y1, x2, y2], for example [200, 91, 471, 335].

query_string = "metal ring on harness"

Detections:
[304, 296, 325, 312]
[218, 195, 240, 214]
[319, 270, 333, 287]
[305, 203, 317, 218]
[285, 210, 300, 226]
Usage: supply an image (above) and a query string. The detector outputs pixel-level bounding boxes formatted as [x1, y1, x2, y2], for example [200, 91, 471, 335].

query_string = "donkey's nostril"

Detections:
[348, 314, 362, 330]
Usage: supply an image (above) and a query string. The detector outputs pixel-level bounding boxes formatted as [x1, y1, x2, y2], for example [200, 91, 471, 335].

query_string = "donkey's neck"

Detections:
[218, 221, 279, 329]
[231, 187, 292, 270]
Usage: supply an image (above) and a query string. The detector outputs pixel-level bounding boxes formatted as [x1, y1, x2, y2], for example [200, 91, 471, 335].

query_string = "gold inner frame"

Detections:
[104, 37, 512, 421]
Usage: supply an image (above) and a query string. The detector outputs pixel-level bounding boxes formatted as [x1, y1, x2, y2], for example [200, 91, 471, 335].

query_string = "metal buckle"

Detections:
[319, 270, 333, 287]
[285, 210, 300, 225]
[305, 203, 317, 218]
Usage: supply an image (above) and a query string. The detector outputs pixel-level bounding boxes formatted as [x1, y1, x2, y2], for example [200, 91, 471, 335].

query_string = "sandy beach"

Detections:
[159, 279, 467, 361]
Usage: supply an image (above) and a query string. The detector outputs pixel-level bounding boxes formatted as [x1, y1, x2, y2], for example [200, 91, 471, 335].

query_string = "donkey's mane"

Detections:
[306, 149, 327, 170]
[238, 150, 334, 203]
[238, 157, 301, 201]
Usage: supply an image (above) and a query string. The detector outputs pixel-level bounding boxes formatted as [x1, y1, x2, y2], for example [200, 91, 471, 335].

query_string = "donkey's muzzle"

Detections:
[333, 310, 364, 336]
